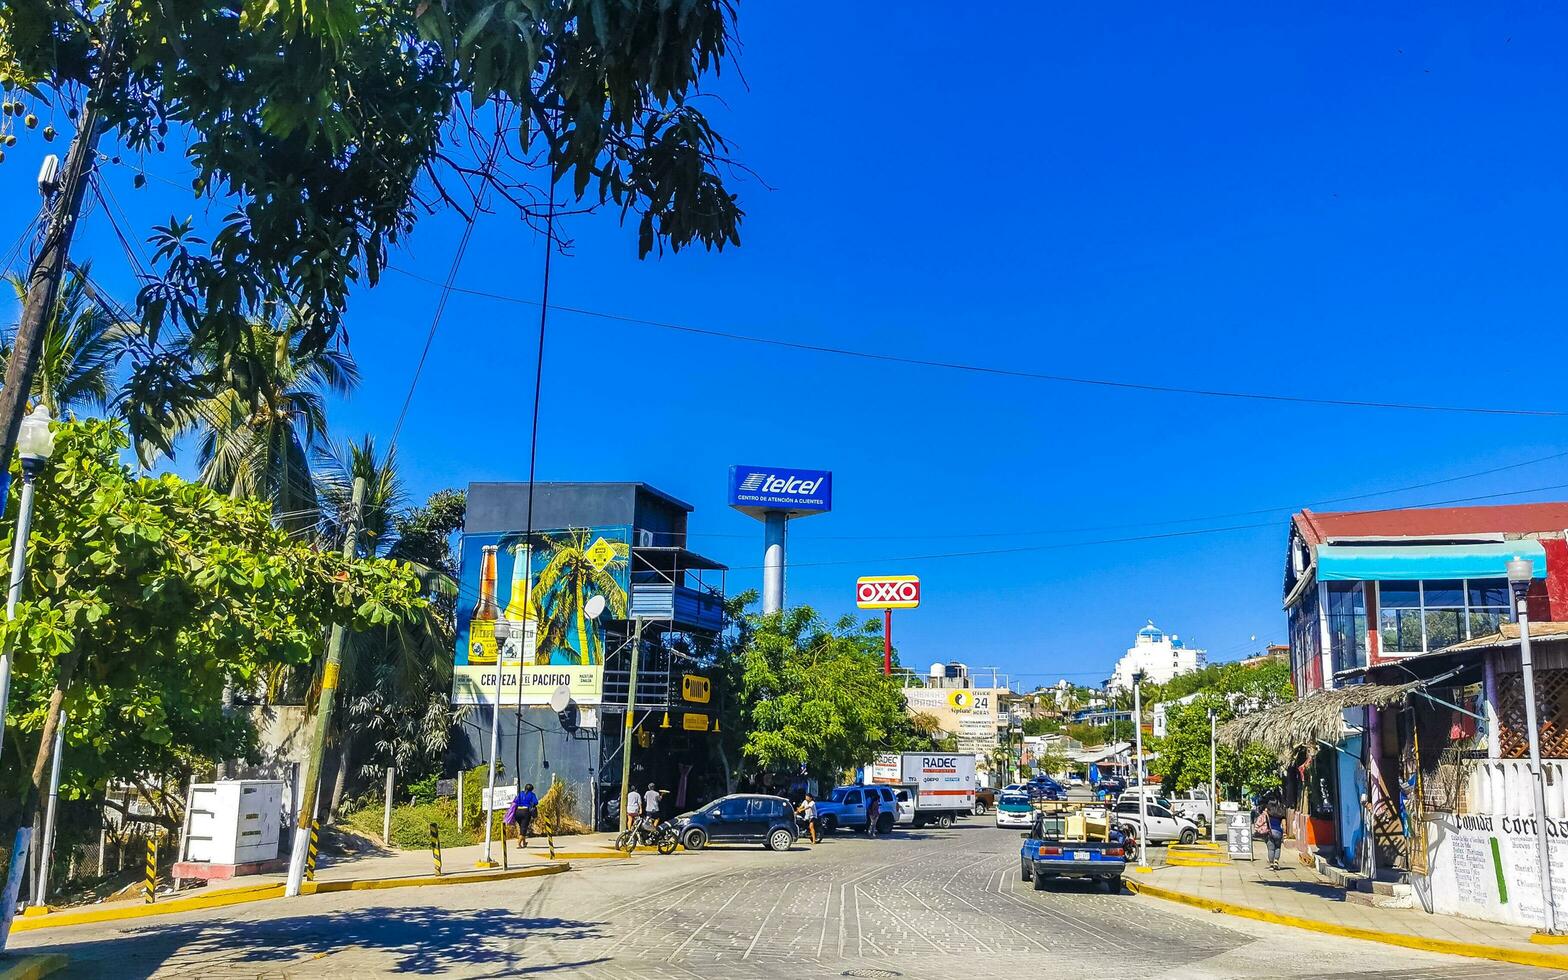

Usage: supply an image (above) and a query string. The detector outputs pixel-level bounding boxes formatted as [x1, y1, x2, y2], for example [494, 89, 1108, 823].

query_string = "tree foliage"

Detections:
[734, 605, 911, 785]
[1148, 660, 1293, 799]
[2, 264, 134, 419]
[0, 418, 425, 820]
[0, 0, 745, 374]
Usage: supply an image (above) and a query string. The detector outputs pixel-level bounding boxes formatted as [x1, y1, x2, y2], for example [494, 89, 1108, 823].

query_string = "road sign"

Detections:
[856, 575, 921, 609]
[584, 537, 615, 571]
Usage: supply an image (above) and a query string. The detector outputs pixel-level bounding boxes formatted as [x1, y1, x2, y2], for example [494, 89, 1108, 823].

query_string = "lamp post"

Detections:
[0, 404, 54, 764]
[1509, 556, 1559, 935]
[1133, 670, 1148, 868]
[1208, 706, 1218, 842]
[480, 619, 518, 869]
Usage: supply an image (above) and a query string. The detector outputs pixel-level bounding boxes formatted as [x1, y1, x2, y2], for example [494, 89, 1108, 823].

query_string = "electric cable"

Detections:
[384, 266, 1568, 419]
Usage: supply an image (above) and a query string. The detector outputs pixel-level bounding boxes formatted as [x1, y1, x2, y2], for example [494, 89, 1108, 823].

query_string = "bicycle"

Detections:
[616, 815, 679, 855]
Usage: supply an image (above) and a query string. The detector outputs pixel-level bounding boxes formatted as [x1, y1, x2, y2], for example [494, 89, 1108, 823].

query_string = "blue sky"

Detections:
[3, 2, 1567, 686]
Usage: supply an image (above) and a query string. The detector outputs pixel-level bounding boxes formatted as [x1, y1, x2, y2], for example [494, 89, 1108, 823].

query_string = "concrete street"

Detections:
[12, 824, 1565, 979]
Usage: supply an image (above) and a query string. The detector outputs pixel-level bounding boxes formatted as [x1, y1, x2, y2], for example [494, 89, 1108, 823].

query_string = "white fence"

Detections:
[1466, 759, 1568, 818]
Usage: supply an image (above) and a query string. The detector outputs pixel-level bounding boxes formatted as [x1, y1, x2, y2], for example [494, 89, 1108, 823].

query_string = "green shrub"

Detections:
[408, 772, 440, 805]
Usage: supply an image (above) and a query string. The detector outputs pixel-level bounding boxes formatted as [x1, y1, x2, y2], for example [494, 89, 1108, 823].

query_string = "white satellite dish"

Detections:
[549, 684, 572, 713]
[584, 594, 606, 619]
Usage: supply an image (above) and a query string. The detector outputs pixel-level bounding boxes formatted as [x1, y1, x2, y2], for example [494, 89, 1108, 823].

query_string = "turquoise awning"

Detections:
[1317, 540, 1548, 582]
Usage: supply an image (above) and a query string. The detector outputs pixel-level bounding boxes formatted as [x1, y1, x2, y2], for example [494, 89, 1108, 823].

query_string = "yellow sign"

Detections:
[584, 537, 615, 571]
[682, 712, 710, 732]
[682, 674, 711, 704]
[947, 690, 976, 711]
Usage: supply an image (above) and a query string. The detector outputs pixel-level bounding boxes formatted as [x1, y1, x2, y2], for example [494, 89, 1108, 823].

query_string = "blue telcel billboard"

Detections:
[727, 465, 832, 519]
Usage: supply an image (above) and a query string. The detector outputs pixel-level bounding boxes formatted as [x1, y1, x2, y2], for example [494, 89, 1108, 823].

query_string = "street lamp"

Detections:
[0, 404, 54, 763]
[1509, 556, 1558, 935]
[1208, 707, 1217, 842]
[1133, 669, 1148, 869]
[480, 618, 520, 868]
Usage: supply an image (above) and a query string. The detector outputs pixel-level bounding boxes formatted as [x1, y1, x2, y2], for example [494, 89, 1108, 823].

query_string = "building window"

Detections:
[1376, 578, 1509, 655]
[1326, 582, 1366, 673]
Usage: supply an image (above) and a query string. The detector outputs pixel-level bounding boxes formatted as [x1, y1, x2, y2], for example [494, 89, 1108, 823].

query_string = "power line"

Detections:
[385, 266, 1568, 418]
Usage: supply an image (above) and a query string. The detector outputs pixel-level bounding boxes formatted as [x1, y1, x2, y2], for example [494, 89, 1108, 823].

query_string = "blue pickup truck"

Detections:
[1018, 804, 1129, 892]
[814, 784, 898, 834]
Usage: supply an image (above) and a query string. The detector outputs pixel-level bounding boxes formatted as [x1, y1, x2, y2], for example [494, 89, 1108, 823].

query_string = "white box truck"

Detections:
[866, 752, 976, 828]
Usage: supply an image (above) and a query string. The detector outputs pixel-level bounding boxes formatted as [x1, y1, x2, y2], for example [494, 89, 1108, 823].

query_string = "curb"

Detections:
[0, 954, 67, 980]
[10, 863, 569, 934]
[1127, 879, 1568, 971]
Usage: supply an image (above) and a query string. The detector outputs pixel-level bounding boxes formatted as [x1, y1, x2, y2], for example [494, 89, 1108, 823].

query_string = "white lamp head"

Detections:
[16, 404, 53, 462]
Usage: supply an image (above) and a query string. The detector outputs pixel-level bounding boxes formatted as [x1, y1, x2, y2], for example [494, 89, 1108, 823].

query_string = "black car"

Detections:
[673, 794, 798, 852]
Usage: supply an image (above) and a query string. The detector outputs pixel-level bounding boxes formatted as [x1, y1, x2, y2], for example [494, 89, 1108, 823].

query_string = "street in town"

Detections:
[11, 825, 1563, 979]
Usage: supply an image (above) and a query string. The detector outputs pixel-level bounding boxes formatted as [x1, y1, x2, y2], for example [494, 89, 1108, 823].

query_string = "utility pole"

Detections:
[1134, 671, 1148, 868]
[285, 477, 365, 898]
[1509, 557, 1559, 934]
[1208, 707, 1218, 841]
[0, 19, 118, 469]
[617, 619, 645, 830]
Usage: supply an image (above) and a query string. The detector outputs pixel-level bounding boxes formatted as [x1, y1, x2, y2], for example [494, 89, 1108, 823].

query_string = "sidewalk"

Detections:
[1133, 842, 1568, 970]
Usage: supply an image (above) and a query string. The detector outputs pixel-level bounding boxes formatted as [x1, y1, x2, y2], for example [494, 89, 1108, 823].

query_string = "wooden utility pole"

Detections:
[285, 477, 365, 897]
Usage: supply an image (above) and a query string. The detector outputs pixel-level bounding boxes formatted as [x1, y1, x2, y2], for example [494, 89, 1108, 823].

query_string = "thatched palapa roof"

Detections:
[1217, 682, 1422, 759]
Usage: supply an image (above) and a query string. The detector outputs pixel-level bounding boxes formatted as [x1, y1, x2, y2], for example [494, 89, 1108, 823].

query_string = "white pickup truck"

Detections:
[1120, 787, 1216, 833]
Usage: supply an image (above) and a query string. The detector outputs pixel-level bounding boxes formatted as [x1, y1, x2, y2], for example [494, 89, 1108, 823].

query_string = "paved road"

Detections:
[12, 824, 1565, 978]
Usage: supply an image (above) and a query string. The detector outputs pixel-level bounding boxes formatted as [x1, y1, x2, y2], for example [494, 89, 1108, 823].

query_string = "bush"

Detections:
[408, 772, 440, 805]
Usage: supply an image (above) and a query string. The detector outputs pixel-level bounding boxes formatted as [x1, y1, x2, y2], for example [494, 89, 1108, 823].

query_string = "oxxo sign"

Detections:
[856, 575, 921, 609]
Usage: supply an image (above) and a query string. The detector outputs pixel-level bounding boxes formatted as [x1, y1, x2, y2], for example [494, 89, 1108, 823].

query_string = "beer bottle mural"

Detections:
[453, 526, 631, 705]
[467, 544, 500, 664]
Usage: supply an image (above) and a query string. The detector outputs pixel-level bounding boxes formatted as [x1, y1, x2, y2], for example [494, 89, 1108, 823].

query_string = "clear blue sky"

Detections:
[3, 3, 1567, 687]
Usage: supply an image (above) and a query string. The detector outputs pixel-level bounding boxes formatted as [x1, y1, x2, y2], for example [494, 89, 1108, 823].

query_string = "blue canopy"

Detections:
[1317, 540, 1548, 582]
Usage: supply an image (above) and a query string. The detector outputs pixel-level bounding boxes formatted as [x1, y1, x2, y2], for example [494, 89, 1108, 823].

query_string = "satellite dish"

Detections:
[584, 594, 606, 619]
[549, 684, 572, 713]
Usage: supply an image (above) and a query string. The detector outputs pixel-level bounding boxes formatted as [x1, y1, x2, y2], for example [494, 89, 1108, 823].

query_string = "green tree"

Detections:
[1148, 660, 1293, 798]
[140, 314, 357, 528]
[2, 264, 132, 418]
[735, 605, 910, 786]
[1022, 716, 1061, 736]
[0, 418, 425, 840]
[1, 0, 747, 468]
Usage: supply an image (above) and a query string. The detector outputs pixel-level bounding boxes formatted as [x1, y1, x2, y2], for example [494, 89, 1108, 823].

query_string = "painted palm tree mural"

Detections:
[527, 529, 629, 666]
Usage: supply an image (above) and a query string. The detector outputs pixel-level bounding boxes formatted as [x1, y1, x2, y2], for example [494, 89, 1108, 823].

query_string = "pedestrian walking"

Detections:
[1256, 789, 1286, 869]
[512, 783, 539, 847]
[625, 785, 642, 831]
[796, 793, 819, 844]
[644, 783, 661, 828]
[865, 792, 881, 838]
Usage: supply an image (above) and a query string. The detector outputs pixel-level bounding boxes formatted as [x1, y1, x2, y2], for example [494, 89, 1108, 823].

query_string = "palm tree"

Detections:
[150, 314, 356, 529]
[314, 434, 407, 556]
[528, 529, 629, 666]
[3, 263, 133, 418]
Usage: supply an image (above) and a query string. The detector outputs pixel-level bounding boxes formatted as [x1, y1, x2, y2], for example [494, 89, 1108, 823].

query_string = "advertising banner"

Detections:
[727, 465, 832, 515]
[451, 525, 631, 707]
[903, 687, 1002, 754]
[1424, 812, 1568, 928]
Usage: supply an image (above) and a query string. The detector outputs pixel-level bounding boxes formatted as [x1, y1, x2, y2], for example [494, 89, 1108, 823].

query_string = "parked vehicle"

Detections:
[1019, 801, 1129, 891]
[865, 752, 976, 828]
[672, 794, 798, 851]
[994, 791, 1034, 829]
[1094, 775, 1127, 795]
[972, 787, 998, 815]
[891, 784, 917, 825]
[1111, 797, 1199, 844]
[815, 784, 898, 834]
[1164, 788, 1216, 832]
[615, 814, 679, 855]
[1027, 776, 1066, 800]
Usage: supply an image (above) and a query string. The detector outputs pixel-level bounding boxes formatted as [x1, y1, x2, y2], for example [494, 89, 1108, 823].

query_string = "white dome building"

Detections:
[1107, 620, 1205, 691]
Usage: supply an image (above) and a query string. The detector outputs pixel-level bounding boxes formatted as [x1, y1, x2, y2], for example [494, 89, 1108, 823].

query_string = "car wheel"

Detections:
[973, 802, 988, 816]
[877, 813, 895, 835]
[681, 828, 707, 851]
[767, 828, 794, 852]
[1020, 860, 1033, 881]
[1032, 869, 1048, 891]
[820, 814, 837, 835]
[936, 814, 954, 829]
[1101, 876, 1122, 893]
[1179, 827, 1198, 845]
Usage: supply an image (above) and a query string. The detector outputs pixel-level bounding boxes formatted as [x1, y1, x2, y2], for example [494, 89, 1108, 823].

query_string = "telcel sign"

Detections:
[727, 465, 832, 519]
[856, 575, 921, 609]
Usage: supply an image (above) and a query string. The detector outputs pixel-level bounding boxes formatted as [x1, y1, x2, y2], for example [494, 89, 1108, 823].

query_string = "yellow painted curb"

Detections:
[0, 953, 67, 980]
[1127, 879, 1568, 971]
[11, 863, 569, 933]
[1530, 931, 1568, 945]
[534, 851, 631, 860]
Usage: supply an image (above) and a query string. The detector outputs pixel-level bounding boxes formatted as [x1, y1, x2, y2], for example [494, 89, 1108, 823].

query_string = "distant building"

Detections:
[1239, 643, 1289, 667]
[1107, 621, 1206, 691]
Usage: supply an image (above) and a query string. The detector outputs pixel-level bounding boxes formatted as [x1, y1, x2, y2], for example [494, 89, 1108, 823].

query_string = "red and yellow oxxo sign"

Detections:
[856, 575, 921, 609]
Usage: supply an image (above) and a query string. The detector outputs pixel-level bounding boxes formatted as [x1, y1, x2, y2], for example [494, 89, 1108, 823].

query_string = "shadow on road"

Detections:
[39, 906, 607, 978]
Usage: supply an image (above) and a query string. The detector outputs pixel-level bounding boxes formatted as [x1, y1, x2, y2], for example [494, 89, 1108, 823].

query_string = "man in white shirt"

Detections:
[644, 783, 661, 827]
